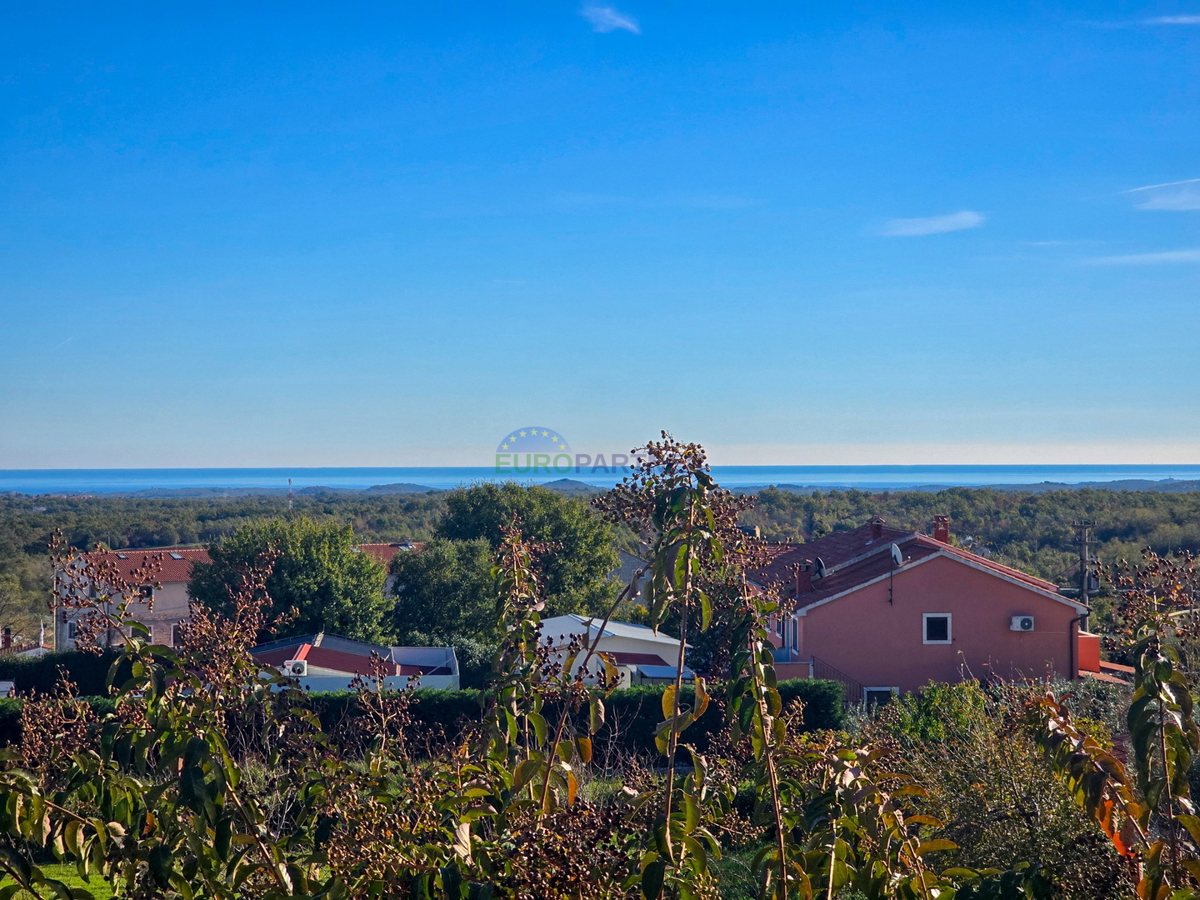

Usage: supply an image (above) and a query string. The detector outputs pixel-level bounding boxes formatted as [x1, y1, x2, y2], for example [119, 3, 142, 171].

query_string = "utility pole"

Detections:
[1072, 520, 1096, 631]
[288, 478, 294, 512]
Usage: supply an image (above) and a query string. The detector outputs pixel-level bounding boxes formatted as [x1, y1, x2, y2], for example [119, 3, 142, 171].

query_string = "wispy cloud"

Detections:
[1123, 177, 1200, 211]
[1086, 248, 1200, 265]
[880, 210, 985, 237]
[1083, 14, 1200, 28]
[580, 5, 640, 33]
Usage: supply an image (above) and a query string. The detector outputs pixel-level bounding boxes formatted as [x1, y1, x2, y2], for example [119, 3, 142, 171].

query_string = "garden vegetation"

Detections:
[0, 438, 1199, 897]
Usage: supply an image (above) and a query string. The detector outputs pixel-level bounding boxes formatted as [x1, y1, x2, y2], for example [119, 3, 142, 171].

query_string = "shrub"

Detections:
[309, 678, 841, 758]
[864, 681, 1131, 900]
[0, 650, 120, 696]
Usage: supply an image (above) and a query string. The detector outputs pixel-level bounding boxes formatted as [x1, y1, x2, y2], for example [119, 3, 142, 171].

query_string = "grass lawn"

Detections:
[0, 863, 114, 898]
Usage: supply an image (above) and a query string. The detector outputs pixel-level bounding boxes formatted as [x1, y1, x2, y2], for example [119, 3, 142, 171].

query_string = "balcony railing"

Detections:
[810, 655, 865, 705]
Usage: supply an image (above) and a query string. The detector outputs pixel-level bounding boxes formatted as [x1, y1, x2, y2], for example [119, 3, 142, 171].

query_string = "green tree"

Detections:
[437, 483, 619, 616]
[389, 536, 494, 644]
[188, 517, 388, 642]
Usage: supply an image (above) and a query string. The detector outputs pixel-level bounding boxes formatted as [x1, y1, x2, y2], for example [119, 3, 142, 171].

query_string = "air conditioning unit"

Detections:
[1010, 616, 1035, 632]
[283, 659, 308, 677]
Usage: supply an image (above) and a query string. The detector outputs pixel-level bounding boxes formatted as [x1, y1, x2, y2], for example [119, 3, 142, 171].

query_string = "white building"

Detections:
[253, 632, 460, 690]
[539, 614, 692, 687]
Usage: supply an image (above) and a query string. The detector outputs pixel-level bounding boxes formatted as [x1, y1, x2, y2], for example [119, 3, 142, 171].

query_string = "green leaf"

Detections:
[64, 821, 83, 860]
[694, 677, 709, 719]
[1178, 814, 1200, 847]
[441, 863, 464, 899]
[528, 713, 548, 747]
[574, 736, 593, 764]
[641, 858, 666, 900]
[512, 758, 543, 791]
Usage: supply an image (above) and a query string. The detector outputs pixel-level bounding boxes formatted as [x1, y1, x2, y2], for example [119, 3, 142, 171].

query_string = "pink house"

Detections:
[755, 517, 1098, 703]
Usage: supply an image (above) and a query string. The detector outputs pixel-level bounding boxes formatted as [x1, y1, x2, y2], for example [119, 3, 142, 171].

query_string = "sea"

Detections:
[2, 465, 1200, 495]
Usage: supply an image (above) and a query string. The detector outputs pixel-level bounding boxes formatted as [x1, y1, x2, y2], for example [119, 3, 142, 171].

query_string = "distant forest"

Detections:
[3, 484, 1199, 637]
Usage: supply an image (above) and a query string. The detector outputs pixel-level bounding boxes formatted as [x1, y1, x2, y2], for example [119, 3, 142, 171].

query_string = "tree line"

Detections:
[4, 482, 1200, 645]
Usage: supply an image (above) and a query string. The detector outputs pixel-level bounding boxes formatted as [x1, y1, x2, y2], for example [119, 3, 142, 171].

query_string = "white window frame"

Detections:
[922, 613, 952, 645]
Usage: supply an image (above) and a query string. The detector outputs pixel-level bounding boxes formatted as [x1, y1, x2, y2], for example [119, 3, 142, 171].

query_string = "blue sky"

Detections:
[2, 2, 1198, 467]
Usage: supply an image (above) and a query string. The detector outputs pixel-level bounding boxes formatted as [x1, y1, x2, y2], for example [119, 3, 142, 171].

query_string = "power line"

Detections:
[1071, 519, 1097, 631]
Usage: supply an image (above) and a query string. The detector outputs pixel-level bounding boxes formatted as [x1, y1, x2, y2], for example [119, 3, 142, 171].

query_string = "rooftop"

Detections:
[751, 519, 1069, 611]
[354, 541, 424, 567]
[76, 547, 211, 583]
[252, 632, 457, 677]
[541, 613, 683, 646]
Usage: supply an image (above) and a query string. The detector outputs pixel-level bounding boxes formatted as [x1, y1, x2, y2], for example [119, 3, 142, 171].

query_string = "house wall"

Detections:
[800, 554, 1079, 694]
[297, 674, 459, 691]
[56, 580, 192, 650]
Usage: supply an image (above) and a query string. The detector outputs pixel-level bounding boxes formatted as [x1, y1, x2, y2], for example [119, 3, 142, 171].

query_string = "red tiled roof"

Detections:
[252, 633, 453, 677]
[605, 651, 671, 667]
[80, 548, 211, 584]
[750, 519, 1064, 611]
[398, 664, 453, 676]
[751, 520, 913, 589]
[255, 644, 399, 676]
[255, 647, 306, 667]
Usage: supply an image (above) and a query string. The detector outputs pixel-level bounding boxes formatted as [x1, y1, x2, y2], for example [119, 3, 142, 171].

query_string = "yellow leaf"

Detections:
[662, 686, 677, 721]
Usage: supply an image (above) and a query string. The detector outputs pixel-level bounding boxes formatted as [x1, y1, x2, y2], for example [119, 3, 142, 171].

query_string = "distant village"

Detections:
[29, 513, 1126, 703]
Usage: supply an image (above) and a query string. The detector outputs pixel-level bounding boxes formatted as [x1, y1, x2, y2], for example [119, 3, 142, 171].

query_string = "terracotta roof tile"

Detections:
[80, 548, 211, 584]
[750, 520, 914, 592]
[605, 651, 671, 667]
[750, 519, 1063, 610]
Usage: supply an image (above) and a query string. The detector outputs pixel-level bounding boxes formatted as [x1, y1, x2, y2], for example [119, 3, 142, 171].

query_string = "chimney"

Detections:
[2, 628, 10, 650]
[933, 515, 950, 543]
[870, 517, 885, 540]
[794, 562, 813, 596]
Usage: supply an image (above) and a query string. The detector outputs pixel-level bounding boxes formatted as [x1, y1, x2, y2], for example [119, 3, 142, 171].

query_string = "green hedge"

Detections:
[550, 679, 844, 757]
[0, 651, 121, 696]
[309, 678, 843, 756]
[0, 680, 844, 755]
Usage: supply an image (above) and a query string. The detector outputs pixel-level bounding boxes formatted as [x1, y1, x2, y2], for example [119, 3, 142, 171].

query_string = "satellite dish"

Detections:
[890, 543, 904, 567]
[813, 557, 827, 580]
